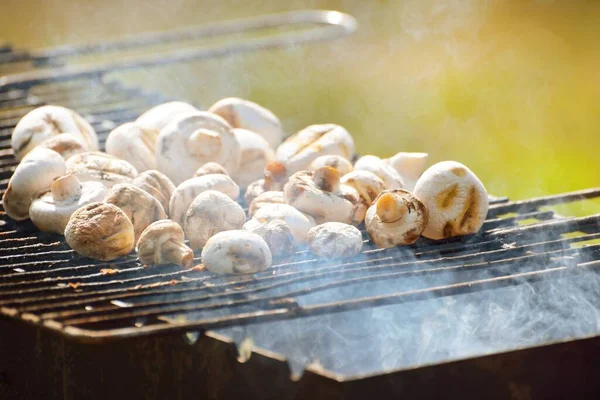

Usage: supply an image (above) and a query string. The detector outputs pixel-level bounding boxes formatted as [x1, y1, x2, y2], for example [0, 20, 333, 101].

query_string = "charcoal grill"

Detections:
[2, 10, 600, 400]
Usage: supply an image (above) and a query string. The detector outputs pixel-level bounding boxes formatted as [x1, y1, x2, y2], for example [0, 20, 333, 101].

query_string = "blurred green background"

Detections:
[1, 0, 599, 215]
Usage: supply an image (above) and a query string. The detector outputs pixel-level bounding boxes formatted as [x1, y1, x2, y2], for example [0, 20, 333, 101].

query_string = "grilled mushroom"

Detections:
[37, 133, 88, 160]
[201, 230, 272, 275]
[386, 152, 428, 191]
[135, 101, 199, 132]
[66, 151, 138, 188]
[249, 203, 316, 244]
[309, 155, 353, 176]
[244, 161, 288, 205]
[132, 170, 176, 216]
[232, 128, 276, 189]
[340, 170, 386, 224]
[242, 219, 295, 259]
[11, 105, 98, 161]
[247, 191, 285, 217]
[105, 122, 159, 173]
[194, 162, 229, 177]
[307, 222, 363, 258]
[413, 161, 488, 240]
[136, 220, 194, 268]
[354, 155, 404, 190]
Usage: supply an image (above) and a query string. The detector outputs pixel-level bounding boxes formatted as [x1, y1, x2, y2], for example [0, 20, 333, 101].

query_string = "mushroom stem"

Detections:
[163, 240, 195, 269]
[312, 166, 340, 193]
[376, 192, 408, 223]
[51, 174, 82, 202]
[264, 162, 287, 186]
[187, 129, 222, 157]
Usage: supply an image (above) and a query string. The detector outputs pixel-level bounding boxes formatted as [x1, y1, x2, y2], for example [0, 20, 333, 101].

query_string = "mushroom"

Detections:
[201, 230, 272, 275]
[243, 161, 288, 205]
[208, 97, 283, 148]
[232, 128, 275, 189]
[37, 133, 88, 160]
[248, 191, 285, 217]
[386, 152, 428, 191]
[29, 174, 107, 234]
[66, 151, 138, 188]
[276, 124, 355, 174]
[155, 111, 241, 185]
[194, 162, 229, 177]
[105, 122, 159, 173]
[136, 220, 194, 268]
[249, 203, 316, 244]
[413, 161, 489, 240]
[135, 101, 199, 132]
[354, 155, 404, 189]
[365, 189, 428, 248]
[2, 147, 66, 221]
[11, 105, 98, 161]
[309, 155, 353, 176]
[105, 183, 167, 242]
[283, 167, 360, 225]
[242, 219, 295, 259]
[169, 174, 240, 227]
[131, 170, 176, 216]
[184, 190, 246, 250]
[307, 222, 363, 258]
[340, 170, 386, 224]
[65, 202, 135, 261]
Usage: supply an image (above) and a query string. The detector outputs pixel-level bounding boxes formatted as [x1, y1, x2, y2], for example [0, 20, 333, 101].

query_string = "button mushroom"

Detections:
[248, 191, 285, 218]
[2, 147, 66, 221]
[386, 152, 428, 191]
[248, 203, 316, 244]
[413, 161, 489, 240]
[309, 155, 353, 176]
[208, 97, 283, 148]
[105, 122, 159, 173]
[307, 222, 363, 258]
[340, 170, 386, 225]
[65, 202, 135, 261]
[11, 105, 98, 161]
[244, 161, 288, 205]
[29, 174, 107, 234]
[66, 151, 138, 189]
[155, 111, 241, 185]
[135, 101, 199, 132]
[194, 162, 229, 177]
[354, 155, 404, 190]
[232, 128, 275, 189]
[276, 124, 355, 174]
[184, 190, 246, 250]
[283, 167, 360, 225]
[242, 219, 295, 260]
[365, 189, 428, 248]
[136, 220, 194, 268]
[169, 174, 240, 227]
[105, 183, 167, 242]
[37, 133, 88, 160]
[131, 170, 176, 217]
[201, 230, 272, 275]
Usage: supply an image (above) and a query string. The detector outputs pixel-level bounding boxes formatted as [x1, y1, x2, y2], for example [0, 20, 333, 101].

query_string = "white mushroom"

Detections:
[184, 190, 246, 250]
[283, 167, 360, 225]
[354, 155, 404, 189]
[201, 230, 272, 275]
[248, 191, 285, 217]
[155, 111, 241, 185]
[276, 124, 355, 174]
[11, 105, 98, 161]
[365, 189, 428, 248]
[242, 219, 295, 259]
[194, 162, 229, 177]
[208, 97, 283, 148]
[29, 174, 107, 234]
[413, 161, 489, 240]
[37, 133, 88, 160]
[2, 147, 66, 221]
[232, 128, 275, 189]
[135, 101, 199, 132]
[65, 202, 135, 261]
[250, 203, 316, 244]
[243, 161, 288, 205]
[340, 170, 386, 224]
[132, 170, 176, 217]
[136, 220, 194, 268]
[169, 174, 240, 227]
[307, 222, 363, 258]
[386, 152, 428, 191]
[105, 183, 167, 242]
[66, 151, 138, 189]
[105, 122, 159, 173]
[309, 155, 353, 176]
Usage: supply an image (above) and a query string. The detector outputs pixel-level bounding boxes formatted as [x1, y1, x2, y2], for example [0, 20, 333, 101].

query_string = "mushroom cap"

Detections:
[340, 170, 386, 224]
[11, 105, 98, 161]
[208, 97, 283, 148]
[136, 219, 194, 268]
[184, 190, 246, 250]
[413, 161, 488, 240]
[201, 230, 272, 275]
[65, 202, 135, 261]
[243, 219, 295, 259]
[309, 155, 353, 176]
[243, 161, 288, 205]
[105, 122, 159, 173]
[132, 170, 176, 216]
[29, 174, 108, 234]
[155, 111, 241, 185]
[66, 151, 138, 188]
[105, 183, 167, 242]
[251, 203, 316, 244]
[354, 155, 404, 190]
[248, 191, 285, 217]
[2, 147, 67, 221]
[307, 222, 363, 258]
[135, 101, 199, 132]
[169, 174, 240, 227]
[365, 189, 428, 248]
[386, 152, 428, 191]
[194, 162, 229, 177]
[276, 124, 355, 174]
[232, 128, 276, 189]
[37, 133, 88, 160]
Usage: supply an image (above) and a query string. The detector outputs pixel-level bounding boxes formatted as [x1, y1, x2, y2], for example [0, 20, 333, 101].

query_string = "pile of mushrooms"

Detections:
[3, 99, 489, 276]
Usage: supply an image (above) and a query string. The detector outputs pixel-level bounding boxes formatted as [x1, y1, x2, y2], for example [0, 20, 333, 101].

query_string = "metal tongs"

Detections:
[0, 10, 357, 89]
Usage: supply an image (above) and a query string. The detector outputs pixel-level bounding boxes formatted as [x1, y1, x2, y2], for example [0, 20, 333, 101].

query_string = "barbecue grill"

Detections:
[2, 10, 600, 400]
